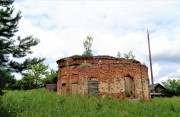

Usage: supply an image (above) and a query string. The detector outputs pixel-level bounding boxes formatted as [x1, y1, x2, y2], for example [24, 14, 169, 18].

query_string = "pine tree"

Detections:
[0, 0, 44, 92]
[0, 0, 44, 74]
[0, 68, 14, 94]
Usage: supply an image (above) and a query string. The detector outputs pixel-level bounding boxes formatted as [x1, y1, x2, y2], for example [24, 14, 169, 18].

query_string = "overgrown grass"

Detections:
[0, 89, 180, 117]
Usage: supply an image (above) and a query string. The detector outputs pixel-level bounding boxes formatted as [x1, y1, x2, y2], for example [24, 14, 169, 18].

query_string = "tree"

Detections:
[82, 36, 93, 57]
[0, 0, 44, 91]
[124, 51, 135, 59]
[0, 0, 44, 73]
[117, 51, 121, 58]
[18, 68, 57, 90]
[0, 68, 14, 94]
[42, 69, 57, 84]
[28, 62, 49, 88]
[162, 79, 180, 97]
[16, 62, 57, 90]
[17, 74, 35, 90]
[124, 53, 130, 59]
[3, 71, 16, 90]
[128, 51, 135, 59]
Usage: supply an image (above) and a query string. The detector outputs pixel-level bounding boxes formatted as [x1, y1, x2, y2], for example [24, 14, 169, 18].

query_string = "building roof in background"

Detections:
[149, 83, 166, 91]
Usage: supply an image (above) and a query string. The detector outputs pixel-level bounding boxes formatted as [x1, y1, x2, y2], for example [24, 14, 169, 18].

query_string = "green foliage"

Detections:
[125, 91, 132, 98]
[124, 53, 129, 59]
[70, 54, 93, 59]
[31, 62, 49, 87]
[17, 62, 49, 90]
[0, 89, 180, 117]
[0, 0, 44, 91]
[15, 63, 58, 90]
[82, 36, 93, 57]
[0, 68, 15, 94]
[117, 51, 121, 58]
[42, 69, 57, 84]
[3, 74, 16, 90]
[0, 0, 44, 92]
[9, 57, 45, 75]
[162, 79, 180, 97]
[124, 50, 135, 59]
[80, 62, 92, 68]
[17, 75, 35, 90]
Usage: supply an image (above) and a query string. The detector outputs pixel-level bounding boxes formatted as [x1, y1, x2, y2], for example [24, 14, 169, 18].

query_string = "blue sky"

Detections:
[13, 0, 180, 83]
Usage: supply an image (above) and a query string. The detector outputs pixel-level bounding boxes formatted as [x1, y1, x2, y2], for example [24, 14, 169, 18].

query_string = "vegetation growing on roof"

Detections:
[82, 36, 93, 57]
[124, 51, 135, 59]
[117, 51, 121, 58]
[80, 62, 92, 68]
[57, 55, 142, 65]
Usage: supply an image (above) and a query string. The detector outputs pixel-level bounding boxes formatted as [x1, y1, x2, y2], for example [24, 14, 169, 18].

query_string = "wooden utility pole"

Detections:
[147, 30, 154, 93]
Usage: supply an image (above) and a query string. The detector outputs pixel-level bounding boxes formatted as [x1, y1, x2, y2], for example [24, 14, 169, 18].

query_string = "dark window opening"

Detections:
[62, 83, 66, 94]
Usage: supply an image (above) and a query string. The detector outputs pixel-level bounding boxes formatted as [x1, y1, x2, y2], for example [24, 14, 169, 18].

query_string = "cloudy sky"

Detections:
[14, 0, 180, 83]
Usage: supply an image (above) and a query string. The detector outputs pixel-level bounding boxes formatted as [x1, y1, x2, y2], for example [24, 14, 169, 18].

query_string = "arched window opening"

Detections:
[125, 76, 134, 98]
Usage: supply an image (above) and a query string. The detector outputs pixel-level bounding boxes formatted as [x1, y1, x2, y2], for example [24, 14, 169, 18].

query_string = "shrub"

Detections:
[80, 62, 92, 68]
[162, 79, 180, 97]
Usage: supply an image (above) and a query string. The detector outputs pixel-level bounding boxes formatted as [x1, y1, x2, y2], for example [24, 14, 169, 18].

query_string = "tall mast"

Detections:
[147, 30, 154, 93]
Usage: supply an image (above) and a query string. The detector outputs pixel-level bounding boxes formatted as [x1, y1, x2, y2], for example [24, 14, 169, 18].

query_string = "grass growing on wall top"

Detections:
[0, 89, 180, 117]
[80, 62, 92, 68]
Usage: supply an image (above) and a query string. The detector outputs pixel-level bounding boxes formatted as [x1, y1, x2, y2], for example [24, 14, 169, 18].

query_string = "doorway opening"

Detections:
[71, 82, 78, 94]
[125, 76, 134, 98]
[88, 80, 99, 96]
[62, 83, 66, 94]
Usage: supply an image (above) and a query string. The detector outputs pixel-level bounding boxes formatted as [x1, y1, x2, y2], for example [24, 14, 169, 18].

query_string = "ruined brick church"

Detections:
[57, 55, 150, 100]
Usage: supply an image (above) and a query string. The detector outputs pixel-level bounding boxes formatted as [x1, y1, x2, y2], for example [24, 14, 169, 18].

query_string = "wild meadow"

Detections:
[0, 89, 180, 117]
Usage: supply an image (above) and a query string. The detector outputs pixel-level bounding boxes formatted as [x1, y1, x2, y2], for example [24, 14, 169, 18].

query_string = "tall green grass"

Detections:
[0, 89, 180, 117]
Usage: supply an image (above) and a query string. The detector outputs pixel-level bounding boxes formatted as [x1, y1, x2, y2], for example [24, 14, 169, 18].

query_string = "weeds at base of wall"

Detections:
[1, 89, 180, 117]
[125, 91, 132, 98]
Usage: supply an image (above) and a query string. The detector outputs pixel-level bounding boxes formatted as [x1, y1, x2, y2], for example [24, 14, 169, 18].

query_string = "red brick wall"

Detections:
[57, 57, 150, 100]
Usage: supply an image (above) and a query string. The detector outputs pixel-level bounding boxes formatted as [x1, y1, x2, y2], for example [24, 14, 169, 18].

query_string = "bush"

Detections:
[80, 62, 92, 68]
[162, 79, 180, 97]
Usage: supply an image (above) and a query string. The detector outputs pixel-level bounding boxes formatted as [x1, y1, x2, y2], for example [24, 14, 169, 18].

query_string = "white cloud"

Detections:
[148, 63, 162, 84]
[12, 73, 22, 80]
[158, 69, 180, 83]
[13, 0, 180, 81]
[152, 63, 162, 78]
[48, 63, 58, 71]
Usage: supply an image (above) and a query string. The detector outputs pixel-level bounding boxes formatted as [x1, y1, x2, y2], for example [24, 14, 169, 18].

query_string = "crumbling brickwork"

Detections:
[57, 55, 150, 100]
